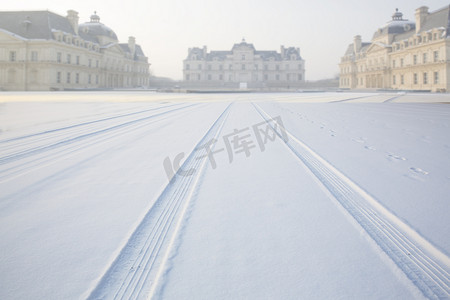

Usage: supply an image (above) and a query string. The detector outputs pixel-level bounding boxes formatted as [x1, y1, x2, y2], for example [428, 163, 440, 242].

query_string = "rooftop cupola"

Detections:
[392, 8, 403, 21]
[90, 11, 100, 23]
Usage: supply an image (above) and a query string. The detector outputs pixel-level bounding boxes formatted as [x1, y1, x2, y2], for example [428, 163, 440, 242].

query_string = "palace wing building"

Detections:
[0, 10, 150, 91]
[183, 39, 305, 89]
[339, 5, 450, 92]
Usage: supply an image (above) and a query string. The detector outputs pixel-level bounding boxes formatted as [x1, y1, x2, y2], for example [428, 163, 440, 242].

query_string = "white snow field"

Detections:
[0, 92, 449, 300]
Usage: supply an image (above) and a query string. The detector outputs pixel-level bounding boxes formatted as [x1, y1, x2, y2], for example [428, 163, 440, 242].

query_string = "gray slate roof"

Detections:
[0, 10, 75, 39]
[119, 44, 146, 57]
[419, 5, 450, 36]
[0, 10, 148, 60]
[344, 42, 371, 57]
[344, 5, 450, 56]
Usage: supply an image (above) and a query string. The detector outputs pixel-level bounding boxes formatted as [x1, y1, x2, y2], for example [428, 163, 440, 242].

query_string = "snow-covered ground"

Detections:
[0, 92, 449, 299]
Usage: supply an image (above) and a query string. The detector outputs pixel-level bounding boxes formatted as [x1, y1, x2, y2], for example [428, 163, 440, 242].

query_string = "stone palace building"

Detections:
[339, 5, 450, 92]
[183, 39, 305, 89]
[0, 10, 150, 91]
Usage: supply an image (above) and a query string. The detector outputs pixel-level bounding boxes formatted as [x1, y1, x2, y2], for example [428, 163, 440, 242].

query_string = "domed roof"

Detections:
[78, 12, 118, 42]
[372, 8, 415, 39]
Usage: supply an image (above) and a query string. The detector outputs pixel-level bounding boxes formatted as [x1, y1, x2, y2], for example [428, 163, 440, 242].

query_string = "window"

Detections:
[400, 58, 404, 67]
[241, 54, 245, 60]
[229, 64, 232, 70]
[433, 33, 437, 40]
[219, 65, 223, 70]
[186, 64, 190, 70]
[67, 54, 71, 64]
[186, 74, 190, 81]
[276, 74, 280, 80]
[96, 60, 99, 68]
[413, 73, 418, 84]
[229, 74, 232, 81]
[434, 51, 439, 62]
[276, 65, 280, 71]
[31, 51, 38, 61]
[241, 64, 245, 70]
[287, 74, 290, 81]
[198, 64, 202, 70]
[219, 74, 223, 80]
[393, 75, 396, 85]
[264, 74, 268, 80]
[423, 53, 427, 64]
[9, 51, 16, 62]
[254, 64, 258, 70]
[67, 72, 71, 83]
[88, 74, 92, 84]
[76, 73, 79, 84]
[197, 74, 200, 80]
[208, 74, 211, 80]
[401, 75, 404, 85]
[392, 60, 396, 68]
[264, 65, 268, 70]
[423, 72, 428, 84]
[96, 75, 99, 84]
[285, 64, 289, 70]
[207, 64, 211, 71]
[57, 52, 61, 63]
[89, 59, 92, 67]
[57, 72, 61, 83]
[434, 72, 439, 84]
[76, 56, 80, 65]
[413, 55, 417, 65]
[298, 74, 302, 81]
[298, 63, 302, 70]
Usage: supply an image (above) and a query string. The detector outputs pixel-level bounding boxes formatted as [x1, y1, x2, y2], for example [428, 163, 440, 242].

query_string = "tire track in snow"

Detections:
[383, 94, 405, 103]
[86, 103, 232, 300]
[0, 103, 182, 145]
[253, 102, 450, 300]
[329, 94, 378, 103]
[0, 103, 203, 183]
[0, 103, 183, 157]
[0, 103, 195, 163]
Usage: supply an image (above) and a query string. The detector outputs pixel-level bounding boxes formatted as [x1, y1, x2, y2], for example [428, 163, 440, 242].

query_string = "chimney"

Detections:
[67, 10, 79, 35]
[354, 35, 362, 53]
[128, 36, 136, 56]
[280, 45, 285, 58]
[415, 6, 429, 33]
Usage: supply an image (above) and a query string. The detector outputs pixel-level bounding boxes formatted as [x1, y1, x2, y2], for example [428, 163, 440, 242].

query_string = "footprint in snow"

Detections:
[387, 154, 407, 161]
[365, 145, 376, 151]
[352, 137, 366, 144]
[410, 167, 429, 175]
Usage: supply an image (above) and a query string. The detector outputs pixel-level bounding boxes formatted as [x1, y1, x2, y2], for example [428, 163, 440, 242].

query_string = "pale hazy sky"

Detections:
[1, 0, 448, 80]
